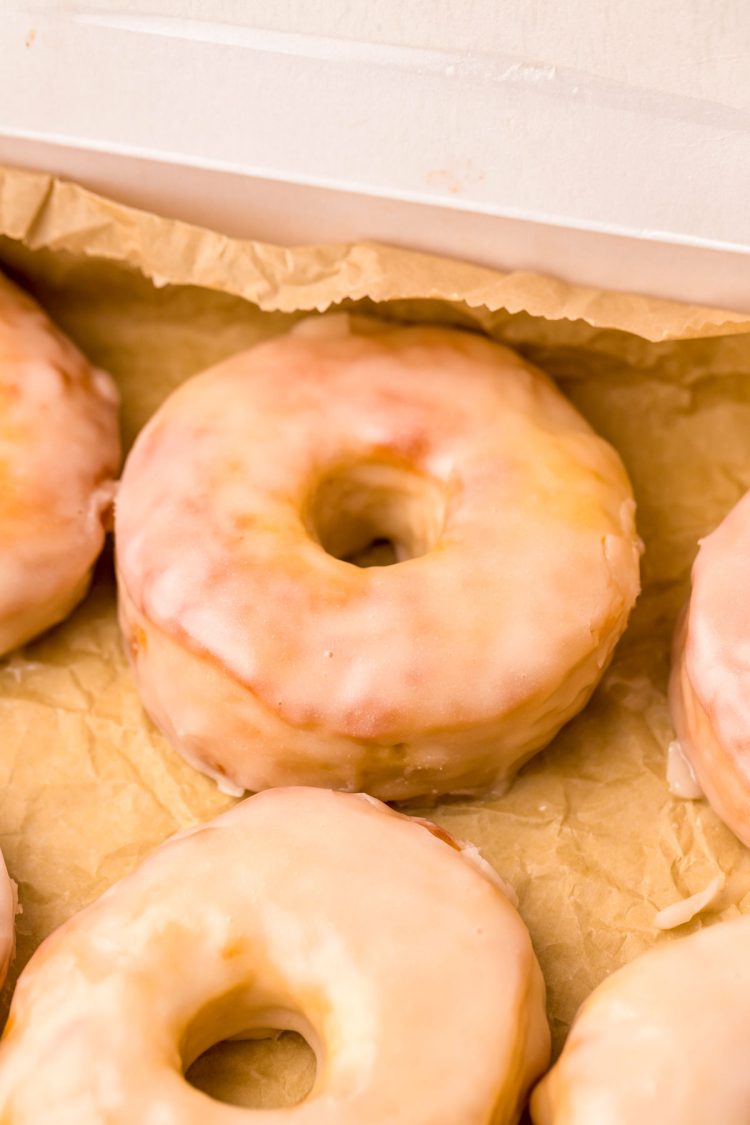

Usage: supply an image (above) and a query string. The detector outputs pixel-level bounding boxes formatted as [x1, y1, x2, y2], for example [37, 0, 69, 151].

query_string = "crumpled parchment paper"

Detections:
[1, 164, 750, 1108]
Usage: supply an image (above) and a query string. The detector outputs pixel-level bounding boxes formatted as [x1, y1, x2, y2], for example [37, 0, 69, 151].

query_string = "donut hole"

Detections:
[306, 458, 446, 567]
[186, 1031, 316, 1109]
[182, 990, 319, 1109]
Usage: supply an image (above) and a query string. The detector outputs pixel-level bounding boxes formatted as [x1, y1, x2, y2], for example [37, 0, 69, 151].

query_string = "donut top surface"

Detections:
[0, 788, 550, 1123]
[117, 315, 639, 743]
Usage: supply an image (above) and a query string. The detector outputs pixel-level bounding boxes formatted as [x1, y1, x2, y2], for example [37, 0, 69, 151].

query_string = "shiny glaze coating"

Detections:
[0, 788, 550, 1124]
[0, 272, 119, 655]
[0, 849, 15, 988]
[531, 916, 750, 1124]
[670, 490, 750, 846]
[116, 315, 640, 799]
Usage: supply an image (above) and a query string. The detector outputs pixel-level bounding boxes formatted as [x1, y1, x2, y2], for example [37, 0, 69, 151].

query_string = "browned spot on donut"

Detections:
[371, 430, 432, 466]
[1, 1012, 14, 1040]
[221, 936, 245, 960]
[413, 818, 463, 851]
[127, 623, 148, 658]
[51, 361, 74, 389]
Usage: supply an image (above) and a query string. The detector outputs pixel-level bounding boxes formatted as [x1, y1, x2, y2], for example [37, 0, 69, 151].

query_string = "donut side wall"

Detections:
[118, 580, 636, 801]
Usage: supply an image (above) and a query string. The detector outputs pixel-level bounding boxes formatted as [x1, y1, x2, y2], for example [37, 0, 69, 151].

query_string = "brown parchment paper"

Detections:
[1, 164, 750, 1110]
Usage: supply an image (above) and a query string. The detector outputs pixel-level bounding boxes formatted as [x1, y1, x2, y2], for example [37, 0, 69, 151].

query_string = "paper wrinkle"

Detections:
[2, 165, 750, 341]
[0, 164, 749, 1105]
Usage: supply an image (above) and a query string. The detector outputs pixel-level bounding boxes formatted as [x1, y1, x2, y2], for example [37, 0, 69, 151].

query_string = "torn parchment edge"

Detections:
[1, 165, 749, 343]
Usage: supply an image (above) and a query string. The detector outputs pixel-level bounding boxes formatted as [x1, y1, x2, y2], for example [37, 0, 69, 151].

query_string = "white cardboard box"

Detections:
[1, 1, 749, 311]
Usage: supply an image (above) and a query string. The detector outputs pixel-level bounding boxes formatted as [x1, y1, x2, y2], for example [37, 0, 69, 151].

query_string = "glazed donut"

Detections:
[531, 916, 750, 1124]
[0, 849, 15, 988]
[116, 314, 640, 800]
[0, 271, 119, 655]
[0, 788, 550, 1124]
[670, 491, 750, 846]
